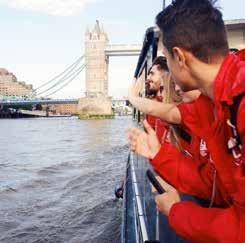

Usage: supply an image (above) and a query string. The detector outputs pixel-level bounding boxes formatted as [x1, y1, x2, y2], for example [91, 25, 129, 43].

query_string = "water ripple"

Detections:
[0, 117, 131, 242]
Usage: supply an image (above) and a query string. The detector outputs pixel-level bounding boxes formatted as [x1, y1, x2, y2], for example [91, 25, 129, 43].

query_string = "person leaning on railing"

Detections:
[128, 79, 227, 206]
[128, 81, 225, 242]
[143, 56, 170, 144]
[128, 0, 245, 242]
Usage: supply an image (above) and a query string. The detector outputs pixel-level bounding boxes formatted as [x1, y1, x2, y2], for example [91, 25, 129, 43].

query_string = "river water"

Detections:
[0, 117, 132, 243]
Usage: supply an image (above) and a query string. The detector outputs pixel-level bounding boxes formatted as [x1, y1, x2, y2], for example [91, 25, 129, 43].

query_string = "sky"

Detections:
[0, 0, 244, 99]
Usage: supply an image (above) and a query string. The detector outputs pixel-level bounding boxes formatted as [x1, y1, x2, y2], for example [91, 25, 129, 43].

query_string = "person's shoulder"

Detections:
[236, 49, 245, 61]
[176, 94, 213, 113]
[191, 95, 214, 116]
[196, 94, 212, 105]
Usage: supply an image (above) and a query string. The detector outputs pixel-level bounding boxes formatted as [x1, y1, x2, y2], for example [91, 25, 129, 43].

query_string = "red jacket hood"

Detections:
[214, 49, 245, 105]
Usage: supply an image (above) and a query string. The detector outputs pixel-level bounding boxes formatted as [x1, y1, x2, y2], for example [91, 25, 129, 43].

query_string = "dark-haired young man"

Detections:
[130, 56, 169, 142]
[146, 57, 168, 142]
[152, 0, 245, 242]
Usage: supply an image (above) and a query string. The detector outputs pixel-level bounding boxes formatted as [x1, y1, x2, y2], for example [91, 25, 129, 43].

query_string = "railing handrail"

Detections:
[134, 27, 159, 79]
[131, 152, 149, 242]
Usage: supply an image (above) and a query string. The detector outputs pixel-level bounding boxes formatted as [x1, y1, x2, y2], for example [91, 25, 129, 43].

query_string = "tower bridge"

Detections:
[1, 19, 245, 118]
[84, 20, 142, 98]
[79, 20, 143, 117]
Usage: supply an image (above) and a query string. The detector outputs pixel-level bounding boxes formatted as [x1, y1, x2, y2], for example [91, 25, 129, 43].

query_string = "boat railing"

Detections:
[122, 26, 164, 243]
[133, 152, 160, 242]
[122, 150, 162, 243]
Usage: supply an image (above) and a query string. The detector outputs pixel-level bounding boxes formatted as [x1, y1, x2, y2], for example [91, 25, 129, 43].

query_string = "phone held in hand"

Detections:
[146, 169, 165, 194]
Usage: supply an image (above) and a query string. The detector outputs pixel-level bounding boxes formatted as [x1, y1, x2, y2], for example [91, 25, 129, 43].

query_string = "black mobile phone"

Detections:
[146, 169, 165, 194]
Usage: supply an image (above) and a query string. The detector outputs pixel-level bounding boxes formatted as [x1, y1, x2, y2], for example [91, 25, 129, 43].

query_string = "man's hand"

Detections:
[152, 176, 180, 216]
[128, 78, 144, 98]
[127, 120, 161, 159]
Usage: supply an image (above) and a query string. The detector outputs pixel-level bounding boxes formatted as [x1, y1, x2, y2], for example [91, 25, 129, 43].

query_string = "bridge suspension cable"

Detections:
[35, 62, 85, 96]
[33, 54, 84, 92]
[44, 64, 86, 97]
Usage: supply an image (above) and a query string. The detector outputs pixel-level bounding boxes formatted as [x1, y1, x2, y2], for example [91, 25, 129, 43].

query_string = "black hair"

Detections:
[152, 56, 169, 71]
[156, 0, 229, 63]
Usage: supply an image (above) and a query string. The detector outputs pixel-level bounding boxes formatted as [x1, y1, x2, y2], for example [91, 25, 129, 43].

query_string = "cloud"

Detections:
[0, 0, 96, 16]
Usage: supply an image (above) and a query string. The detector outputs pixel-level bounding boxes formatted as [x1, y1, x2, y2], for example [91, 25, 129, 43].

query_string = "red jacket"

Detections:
[146, 96, 168, 143]
[151, 141, 219, 202]
[150, 93, 227, 204]
[168, 50, 245, 243]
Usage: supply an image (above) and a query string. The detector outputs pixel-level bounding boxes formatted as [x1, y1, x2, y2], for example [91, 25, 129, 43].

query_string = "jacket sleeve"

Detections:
[150, 143, 215, 201]
[168, 202, 238, 243]
[174, 98, 245, 243]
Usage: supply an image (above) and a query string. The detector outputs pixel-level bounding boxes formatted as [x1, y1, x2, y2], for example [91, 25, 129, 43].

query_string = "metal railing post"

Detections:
[163, 0, 166, 10]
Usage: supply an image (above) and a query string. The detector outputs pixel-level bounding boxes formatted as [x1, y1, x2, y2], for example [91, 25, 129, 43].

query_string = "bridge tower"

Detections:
[78, 20, 142, 119]
[78, 20, 112, 118]
[85, 20, 109, 97]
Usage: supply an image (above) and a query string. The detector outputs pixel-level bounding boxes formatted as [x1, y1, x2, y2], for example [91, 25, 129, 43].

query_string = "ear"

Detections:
[172, 47, 186, 68]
